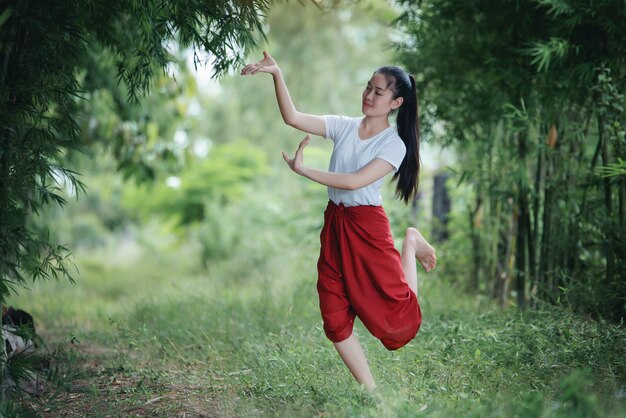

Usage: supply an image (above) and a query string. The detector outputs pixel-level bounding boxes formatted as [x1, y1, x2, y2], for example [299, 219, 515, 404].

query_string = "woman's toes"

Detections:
[408, 227, 436, 272]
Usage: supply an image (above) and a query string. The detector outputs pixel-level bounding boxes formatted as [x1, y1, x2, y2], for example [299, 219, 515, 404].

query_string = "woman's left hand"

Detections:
[282, 135, 310, 175]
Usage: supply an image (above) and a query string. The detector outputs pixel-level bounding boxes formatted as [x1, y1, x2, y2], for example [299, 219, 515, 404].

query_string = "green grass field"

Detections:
[6, 215, 626, 417]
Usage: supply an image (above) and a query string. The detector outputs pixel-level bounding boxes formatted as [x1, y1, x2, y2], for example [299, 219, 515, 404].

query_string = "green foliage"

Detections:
[524, 37, 571, 73]
[597, 158, 626, 178]
[0, 0, 278, 401]
[76, 52, 198, 182]
[122, 140, 268, 225]
[558, 369, 600, 418]
[0, 399, 29, 417]
[394, 0, 626, 320]
[0, 0, 274, 306]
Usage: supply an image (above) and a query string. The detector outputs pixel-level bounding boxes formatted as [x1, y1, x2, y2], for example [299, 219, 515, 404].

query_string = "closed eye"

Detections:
[366, 83, 384, 96]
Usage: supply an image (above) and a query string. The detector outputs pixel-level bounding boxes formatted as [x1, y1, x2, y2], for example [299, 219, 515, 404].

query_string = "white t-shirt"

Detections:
[322, 115, 406, 207]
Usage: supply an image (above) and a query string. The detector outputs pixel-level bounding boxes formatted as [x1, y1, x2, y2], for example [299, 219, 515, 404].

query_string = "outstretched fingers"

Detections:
[241, 51, 277, 76]
[297, 135, 311, 150]
[282, 135, 310, 173]
[241, 64, 260, 75]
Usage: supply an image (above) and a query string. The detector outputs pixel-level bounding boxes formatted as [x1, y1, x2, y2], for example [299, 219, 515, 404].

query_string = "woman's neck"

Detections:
[360, 115, 391, 136]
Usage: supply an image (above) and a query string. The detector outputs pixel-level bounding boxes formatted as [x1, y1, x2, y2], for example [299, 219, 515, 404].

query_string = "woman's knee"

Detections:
[402, 227, 418, 253]
[405, 227, 419, 242]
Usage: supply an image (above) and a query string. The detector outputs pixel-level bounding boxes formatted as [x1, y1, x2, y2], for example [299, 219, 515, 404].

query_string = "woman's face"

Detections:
[361, 73, 403, 117]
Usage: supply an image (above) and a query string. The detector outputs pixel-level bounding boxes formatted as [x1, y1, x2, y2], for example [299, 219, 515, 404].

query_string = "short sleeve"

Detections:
[376, 138, 406, 172]
[322, 115, 353, 142]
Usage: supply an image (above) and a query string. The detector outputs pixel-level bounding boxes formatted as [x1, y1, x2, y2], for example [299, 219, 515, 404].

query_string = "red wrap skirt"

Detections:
[317, 201, 421, 351]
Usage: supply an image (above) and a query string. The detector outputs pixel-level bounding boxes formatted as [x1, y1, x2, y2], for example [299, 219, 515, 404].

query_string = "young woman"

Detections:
[241, 51, 437, 391]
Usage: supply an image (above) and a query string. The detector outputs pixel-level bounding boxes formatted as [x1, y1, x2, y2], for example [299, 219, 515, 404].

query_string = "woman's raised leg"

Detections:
[401, 227, 437, 297]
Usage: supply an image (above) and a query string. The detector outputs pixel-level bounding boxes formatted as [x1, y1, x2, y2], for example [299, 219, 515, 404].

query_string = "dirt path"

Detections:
[20, 340, 226, 417]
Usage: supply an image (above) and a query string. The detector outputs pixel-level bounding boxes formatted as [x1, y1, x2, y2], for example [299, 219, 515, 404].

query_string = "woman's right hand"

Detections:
[282, 135, 310, 175]
[241, 51, 279, 76]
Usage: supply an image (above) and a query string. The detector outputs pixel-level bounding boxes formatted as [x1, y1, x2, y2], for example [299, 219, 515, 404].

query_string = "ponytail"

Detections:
[376, 67, 420, 204]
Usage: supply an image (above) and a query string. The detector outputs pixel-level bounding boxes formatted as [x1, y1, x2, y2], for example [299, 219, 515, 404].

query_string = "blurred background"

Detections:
[9, 0, 624, 322]
[9, 1, 442, 324]
[2, 0, 625, 415]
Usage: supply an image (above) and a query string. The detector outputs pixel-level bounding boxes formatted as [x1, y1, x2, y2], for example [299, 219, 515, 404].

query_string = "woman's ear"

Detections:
[392, 97, 404, 110]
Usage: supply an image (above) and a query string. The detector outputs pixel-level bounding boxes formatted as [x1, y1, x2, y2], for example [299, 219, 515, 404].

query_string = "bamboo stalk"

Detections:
[502, 201, 517, 307]
[599, 116, 615, 285]
[541, 182, 553, 302]
[489, 199, 502, 299]
[469, 192, 482, 294]
[529, 136, 543, 306]
[515, 129, 529, 308]
[0, 301, 5, 400]
[516, 194, 528, 308]
[615, 120, 626, 233]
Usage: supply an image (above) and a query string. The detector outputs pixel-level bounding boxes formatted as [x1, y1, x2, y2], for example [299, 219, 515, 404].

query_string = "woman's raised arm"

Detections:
[241, 51, 326, 137]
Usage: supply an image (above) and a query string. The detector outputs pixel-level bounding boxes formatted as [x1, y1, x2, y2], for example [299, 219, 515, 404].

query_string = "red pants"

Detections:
[317, 201, 421, 350]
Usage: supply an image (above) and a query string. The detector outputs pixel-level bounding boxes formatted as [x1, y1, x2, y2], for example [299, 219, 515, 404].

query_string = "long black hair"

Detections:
[376, 66, 420, 204]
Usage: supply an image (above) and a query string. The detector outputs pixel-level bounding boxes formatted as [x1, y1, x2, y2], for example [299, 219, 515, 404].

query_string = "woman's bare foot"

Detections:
[406, 227, 437, 272]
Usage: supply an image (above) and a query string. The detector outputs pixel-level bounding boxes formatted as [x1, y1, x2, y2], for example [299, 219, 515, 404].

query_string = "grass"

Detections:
[6, 198, 626, 417]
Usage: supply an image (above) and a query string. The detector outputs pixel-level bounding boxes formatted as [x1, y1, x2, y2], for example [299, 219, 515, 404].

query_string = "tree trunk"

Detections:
[432, 173, 451, 242]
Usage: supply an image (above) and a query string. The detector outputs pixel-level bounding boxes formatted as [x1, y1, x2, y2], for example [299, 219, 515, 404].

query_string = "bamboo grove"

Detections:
[396, 0, 626, 320]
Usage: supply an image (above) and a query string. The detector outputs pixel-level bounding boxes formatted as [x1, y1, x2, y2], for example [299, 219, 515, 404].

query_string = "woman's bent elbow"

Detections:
[281, 115, 294, 126]
[285, 116, 304, 129]
[346, 181, 362, 191]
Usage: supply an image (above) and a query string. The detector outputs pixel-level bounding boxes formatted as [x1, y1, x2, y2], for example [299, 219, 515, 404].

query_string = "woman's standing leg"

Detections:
[401, 227, 437, 297]
[318, 204, 377, 391]
[333, 334, 376, 391]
